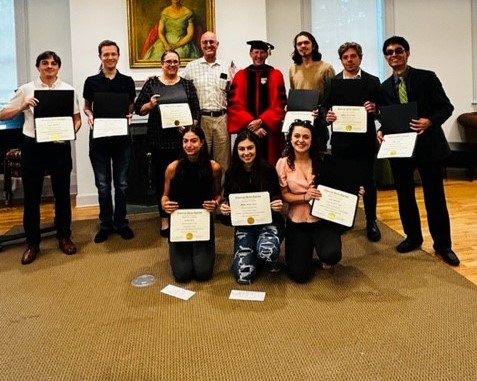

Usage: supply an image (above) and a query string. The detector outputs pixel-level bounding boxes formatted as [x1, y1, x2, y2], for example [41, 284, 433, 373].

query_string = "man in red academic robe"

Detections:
[227, 40, 287, 165]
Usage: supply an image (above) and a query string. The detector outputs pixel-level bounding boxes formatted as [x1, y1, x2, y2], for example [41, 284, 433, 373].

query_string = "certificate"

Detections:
[93, 118, 128, 138]
[331, 105, 367, 133]
[229, 191, 272, 226]
[159, 103, 193, 128]
[35, 116, 75, 143]
[311, 185, 358, 227]
[93, 92, 129, 138]
[170, 209, 210, 242]
[377, 132, 418, 159]
[282, 111, 314, 133]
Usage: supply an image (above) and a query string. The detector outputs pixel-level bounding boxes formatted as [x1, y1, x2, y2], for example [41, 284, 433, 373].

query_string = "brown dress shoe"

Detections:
[58, 238, 77, 255]
[21, 244, 40, 265]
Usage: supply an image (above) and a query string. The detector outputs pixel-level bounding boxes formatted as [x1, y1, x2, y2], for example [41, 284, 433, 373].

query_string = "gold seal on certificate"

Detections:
[331, 105, 367, 133]
[377, 132, 418, 159]
[159, 103, 193, 128]
[229, 192, 272, 226]
[311, 185, 358, 227]
[170, 209, 210, 242]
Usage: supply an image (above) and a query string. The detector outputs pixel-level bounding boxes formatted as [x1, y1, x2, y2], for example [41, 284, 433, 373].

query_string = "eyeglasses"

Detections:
[384, 47, 406, 56]
[163, 59, 179, 65]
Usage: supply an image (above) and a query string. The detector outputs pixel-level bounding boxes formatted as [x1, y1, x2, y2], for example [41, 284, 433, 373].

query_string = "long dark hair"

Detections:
[291, 31, 322, 64]
[175, 126, 212, 183]
[282, 120, 321, 180]
[226, 130, 270, 193]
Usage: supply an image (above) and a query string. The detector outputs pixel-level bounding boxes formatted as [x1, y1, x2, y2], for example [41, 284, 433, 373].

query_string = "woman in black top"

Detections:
[161, 126, 221, 282]
[220, 130, 284, 284]
[135, 50, 200, 237]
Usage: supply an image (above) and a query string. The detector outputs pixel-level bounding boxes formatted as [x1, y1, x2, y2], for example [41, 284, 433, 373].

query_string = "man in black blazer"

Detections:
[321, 42, 381, 242]
[378, 36, 459, 266]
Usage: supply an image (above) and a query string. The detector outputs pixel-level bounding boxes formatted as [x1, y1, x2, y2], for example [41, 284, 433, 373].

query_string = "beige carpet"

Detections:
[0, 210, 476, 381]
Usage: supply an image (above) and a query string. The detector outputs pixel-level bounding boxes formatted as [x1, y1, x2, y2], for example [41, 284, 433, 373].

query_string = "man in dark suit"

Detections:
[321, 42, 381, 242]
[378, 36, 459, 266]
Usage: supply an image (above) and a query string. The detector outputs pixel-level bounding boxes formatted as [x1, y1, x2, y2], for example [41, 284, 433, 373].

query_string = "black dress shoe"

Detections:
[21, 244, 40, 265]
[396, 238, 423, 253]
[435, 249, 460, 266]
[58, 238, 77, 255]
[117, 226, 134, 240]
[366, 221, 381, 242]
[94, 229, 111, 243]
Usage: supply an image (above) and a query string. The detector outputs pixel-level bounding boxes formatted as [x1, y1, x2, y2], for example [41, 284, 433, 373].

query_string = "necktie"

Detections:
[398, 76, 408, 104]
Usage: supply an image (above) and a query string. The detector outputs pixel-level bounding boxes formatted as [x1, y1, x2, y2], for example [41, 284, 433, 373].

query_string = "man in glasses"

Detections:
[321, 42, 382, 242]
[379, 36, 459, 266]
[227, 40, 287, 166]
[183, 31, 231, 182]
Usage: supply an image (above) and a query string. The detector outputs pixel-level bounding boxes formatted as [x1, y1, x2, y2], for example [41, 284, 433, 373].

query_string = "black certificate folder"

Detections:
[287, 89, 319, 111]
[330, 79, 367, 106]
[34, 90, 74, 118]
[380, 102, 418, 134]
[93, 92, 129, 118]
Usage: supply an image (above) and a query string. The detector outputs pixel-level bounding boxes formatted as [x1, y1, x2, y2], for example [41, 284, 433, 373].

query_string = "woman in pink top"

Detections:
[276, 120, 343, 283]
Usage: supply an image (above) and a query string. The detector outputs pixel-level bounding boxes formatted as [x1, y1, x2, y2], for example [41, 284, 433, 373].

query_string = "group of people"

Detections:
[0, 30, 460, 284]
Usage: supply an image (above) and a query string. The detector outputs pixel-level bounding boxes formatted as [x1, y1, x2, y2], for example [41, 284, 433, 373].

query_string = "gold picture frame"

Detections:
[127, 0, 215, 68]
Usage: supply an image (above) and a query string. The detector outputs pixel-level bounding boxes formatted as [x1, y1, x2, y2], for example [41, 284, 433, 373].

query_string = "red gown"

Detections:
[227, 64, 287, 165]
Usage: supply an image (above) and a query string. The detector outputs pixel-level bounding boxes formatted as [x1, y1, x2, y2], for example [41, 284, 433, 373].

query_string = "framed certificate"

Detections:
[331, 105, 367, 133]
[311, 185, 358, 227]
[170, 209, 210, 242]
[93, 92, 129, 138]
[229, 191, 272, 226]
[377, 132, 418, 159]
[282, 111, 314, 133]
[159, 103, 193, 128]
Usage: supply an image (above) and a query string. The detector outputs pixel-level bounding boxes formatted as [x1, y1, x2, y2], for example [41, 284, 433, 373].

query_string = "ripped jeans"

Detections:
[232, 223, 284, 284]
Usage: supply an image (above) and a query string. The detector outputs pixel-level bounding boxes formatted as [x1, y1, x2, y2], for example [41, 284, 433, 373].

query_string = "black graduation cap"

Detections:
[247, 40, 274, 54]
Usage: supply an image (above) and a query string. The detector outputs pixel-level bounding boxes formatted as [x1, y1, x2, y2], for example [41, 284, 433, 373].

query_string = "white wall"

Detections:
[17, 0, 475, 206]
[391, 0, 473, 142]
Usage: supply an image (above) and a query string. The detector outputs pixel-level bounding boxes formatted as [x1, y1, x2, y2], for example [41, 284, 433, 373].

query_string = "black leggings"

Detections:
[285, 218, 342, 283]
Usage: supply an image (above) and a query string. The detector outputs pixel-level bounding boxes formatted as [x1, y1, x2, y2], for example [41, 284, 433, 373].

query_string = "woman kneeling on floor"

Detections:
[220, 131, 284, 284]
[161, 126, 222, 282]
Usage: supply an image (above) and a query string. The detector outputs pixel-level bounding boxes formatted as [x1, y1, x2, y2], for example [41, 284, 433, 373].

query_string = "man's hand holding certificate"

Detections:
[331, 105, 367, 133]
[311, 185, 358, 227]
[228, 192, 272, 226]
[377, 132, 418, 159]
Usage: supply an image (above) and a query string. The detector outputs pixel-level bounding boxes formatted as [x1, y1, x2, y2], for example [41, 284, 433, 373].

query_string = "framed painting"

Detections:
[127, 0, 215, 68]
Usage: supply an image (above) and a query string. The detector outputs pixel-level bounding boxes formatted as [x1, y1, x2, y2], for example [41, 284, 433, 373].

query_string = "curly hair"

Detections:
[282, 120, 322, 180]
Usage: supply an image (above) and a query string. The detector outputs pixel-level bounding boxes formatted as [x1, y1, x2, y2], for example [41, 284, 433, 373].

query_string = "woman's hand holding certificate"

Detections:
[228, 192, 272, 226]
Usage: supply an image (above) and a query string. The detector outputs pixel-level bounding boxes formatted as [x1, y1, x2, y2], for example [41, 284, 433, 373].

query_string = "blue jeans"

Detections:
[89, 136, 132, 230]
[232, 223, 284, 283]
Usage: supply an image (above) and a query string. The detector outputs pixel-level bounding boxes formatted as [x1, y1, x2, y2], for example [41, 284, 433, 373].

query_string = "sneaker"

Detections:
[94, 229, 111, 243]
[266, 261, 282, 273]
[117, 226, 134, 240]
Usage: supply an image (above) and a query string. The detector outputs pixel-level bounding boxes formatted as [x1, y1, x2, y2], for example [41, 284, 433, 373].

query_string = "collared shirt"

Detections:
[343, 68, 362, 79]
[3, 77, 80, 138]
[182, 57, 229, 111]
[83, 70, 136, 104]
